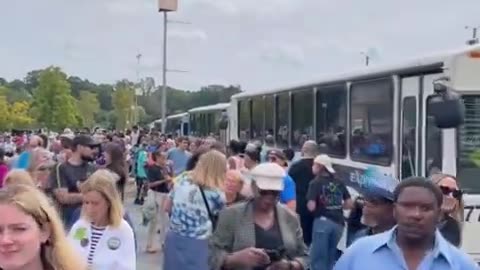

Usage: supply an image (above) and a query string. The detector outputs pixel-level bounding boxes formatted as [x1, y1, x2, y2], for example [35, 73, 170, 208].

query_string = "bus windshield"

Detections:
[457, 95, 480, 194]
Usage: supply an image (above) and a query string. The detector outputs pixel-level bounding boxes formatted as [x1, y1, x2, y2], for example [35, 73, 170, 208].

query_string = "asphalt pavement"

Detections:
[125, 182, 164, 269]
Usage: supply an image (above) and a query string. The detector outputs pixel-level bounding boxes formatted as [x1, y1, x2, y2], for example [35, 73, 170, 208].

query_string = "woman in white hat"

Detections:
[307, 154, 353, 270]
[209, 162, 308, 270]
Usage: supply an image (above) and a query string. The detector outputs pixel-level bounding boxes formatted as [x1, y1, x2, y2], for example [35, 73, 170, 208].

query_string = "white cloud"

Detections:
[259, 42, 306, 67]
[103, 0, 154, 16]
[1, 0, 480, 91]
[168, 29, 208, 41]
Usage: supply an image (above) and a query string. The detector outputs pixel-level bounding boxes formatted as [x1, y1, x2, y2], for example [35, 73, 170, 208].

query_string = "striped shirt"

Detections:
[87, 224, 106, 267]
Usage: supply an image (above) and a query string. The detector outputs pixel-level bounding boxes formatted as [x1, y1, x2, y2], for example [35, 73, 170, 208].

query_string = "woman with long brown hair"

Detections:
[103, 143, 129, 201]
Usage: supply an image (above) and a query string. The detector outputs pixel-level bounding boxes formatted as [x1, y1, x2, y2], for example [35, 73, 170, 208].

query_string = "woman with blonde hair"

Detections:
[0, 184, 85, 270]
[27, 148, 55, 190]
[2, 169, 36, 188]
[164, 150, 227, 270]
[430, 173, 464, 247]
[68, 169, 135, 270]
[224, 170, 246, 206]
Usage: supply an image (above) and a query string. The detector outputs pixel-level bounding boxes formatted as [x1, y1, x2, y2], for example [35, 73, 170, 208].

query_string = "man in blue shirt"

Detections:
[267, 149, 296, 211]
[335, 177, 478, 270]
[167, 137, 191, 176]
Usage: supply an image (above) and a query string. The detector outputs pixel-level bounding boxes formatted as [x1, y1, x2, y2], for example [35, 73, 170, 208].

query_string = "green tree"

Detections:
[112, 82, 135, 130]
[0, 96, 10, 130]
[32, 67, 80, 130]
[25, 69, 43, 94]
[0, 84, 32, 103]
[9, 101, 34, 129]
[68, 76, 97, 98]
[77, 91, 100, 128]
[95, 84, 114, 111]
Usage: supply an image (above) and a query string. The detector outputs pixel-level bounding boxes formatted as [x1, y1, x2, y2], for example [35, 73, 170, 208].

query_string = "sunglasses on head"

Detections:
[439, 186, 463, 199]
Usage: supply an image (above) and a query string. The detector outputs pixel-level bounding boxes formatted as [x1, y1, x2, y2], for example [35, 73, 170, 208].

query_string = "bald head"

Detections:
[302, 140, 317, 158]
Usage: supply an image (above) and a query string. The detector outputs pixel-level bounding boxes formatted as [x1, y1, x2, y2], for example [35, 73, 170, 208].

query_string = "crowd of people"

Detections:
[0, 128, 478, 270]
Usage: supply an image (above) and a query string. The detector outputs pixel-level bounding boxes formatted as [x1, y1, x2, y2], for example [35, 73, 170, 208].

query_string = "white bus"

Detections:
[229, 45, 480, 260]
[189, 103, 230, 143]
[151, 112, 189, 136]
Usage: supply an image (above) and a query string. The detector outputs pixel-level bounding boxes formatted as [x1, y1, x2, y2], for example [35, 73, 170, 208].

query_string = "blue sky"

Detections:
[0, 0, 479, 92]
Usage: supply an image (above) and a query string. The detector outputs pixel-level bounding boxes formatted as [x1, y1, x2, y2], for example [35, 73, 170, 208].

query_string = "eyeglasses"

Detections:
[439, 186, 463, 199]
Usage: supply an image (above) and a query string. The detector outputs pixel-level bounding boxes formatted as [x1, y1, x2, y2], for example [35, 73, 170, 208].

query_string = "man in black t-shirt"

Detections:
[288, 140, 317, 246]
[306, 154, 352, 270]
[48, 135, 98, 230]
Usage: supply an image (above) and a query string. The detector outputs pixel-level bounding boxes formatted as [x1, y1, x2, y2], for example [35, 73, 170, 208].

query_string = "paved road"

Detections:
[125, 185, 164, 269]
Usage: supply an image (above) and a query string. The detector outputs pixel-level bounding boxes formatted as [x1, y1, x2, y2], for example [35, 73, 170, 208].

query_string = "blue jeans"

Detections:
[310, 216, 344, 270]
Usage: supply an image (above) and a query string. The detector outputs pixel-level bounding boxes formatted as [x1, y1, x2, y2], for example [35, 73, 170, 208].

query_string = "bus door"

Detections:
[399, 76, 421, 180]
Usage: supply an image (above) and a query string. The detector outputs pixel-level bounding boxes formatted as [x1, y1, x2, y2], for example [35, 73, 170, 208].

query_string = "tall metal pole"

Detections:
[135, 53, 142, 125]
[161, 11, 168, 134]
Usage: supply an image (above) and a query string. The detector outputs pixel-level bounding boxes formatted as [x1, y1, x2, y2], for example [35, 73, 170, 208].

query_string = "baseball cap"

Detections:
[358, 167, 398, 202]
[250, 163, 285, 191]
[314, 154, 335, 173]
[72, 135, 100, 148]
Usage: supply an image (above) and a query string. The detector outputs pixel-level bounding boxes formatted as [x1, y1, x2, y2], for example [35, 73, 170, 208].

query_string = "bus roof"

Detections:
[232, 44, 480, 99]
[188, 103, 230, 113]
[167, 112, 188, 120]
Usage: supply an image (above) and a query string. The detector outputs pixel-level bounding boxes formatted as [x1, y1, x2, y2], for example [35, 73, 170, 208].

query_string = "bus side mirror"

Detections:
[430, 79, 465, 129]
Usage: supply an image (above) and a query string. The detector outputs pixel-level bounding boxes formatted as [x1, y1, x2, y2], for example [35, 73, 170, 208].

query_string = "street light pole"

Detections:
[465, 25, 479, 45]
[361, 51, 370, 66]
[135, 53, 142, 125]
[161, 11, 168, 134]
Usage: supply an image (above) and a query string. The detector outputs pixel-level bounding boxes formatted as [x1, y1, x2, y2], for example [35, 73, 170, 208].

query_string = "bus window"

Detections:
[292, 90, 313, 149]
[316, 85, 347, 157]
[276, 93, 290, 147]
[252, 97, 264, 142]
[402, 97, 417, 178]
[350, 78, 393, 165]
[238, 100, 250, 140]
[265, 95, 274, 138]
[457, 95, 480, 193]
[207, 113, 214, 136]
[425, 96, 442, 176]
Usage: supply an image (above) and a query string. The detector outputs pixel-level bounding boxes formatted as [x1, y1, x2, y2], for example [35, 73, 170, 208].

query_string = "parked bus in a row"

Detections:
[228, 44, 480, 260]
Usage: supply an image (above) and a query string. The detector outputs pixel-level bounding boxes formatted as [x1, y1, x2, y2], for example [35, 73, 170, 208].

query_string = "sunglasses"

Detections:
[439, 186, 463, 199]
[259, 190, 281, 196]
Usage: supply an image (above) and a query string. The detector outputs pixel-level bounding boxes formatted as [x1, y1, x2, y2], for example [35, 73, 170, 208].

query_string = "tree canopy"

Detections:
[0, 67, 241, 131]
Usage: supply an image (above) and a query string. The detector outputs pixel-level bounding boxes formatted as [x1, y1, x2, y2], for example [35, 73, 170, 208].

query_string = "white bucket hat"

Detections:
[314, 154, 335, 173]
[250, 163, 285, 191]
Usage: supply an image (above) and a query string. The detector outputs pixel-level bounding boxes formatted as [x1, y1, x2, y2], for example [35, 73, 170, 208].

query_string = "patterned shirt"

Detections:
[168, 173, 225, 239]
